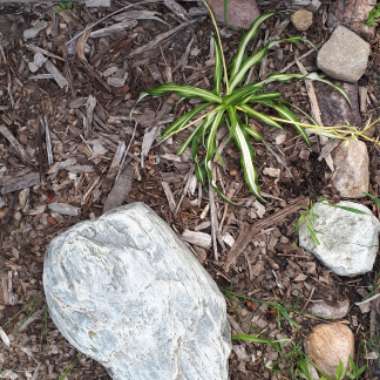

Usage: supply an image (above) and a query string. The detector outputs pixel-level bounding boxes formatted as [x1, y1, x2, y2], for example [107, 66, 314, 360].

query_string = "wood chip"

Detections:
[162, 181, 176, 213]
[224, 197, 308, 271]
[0, 125, 32, 164]
[163, 0, 189, 20]
[182, 229, 212, 249]
[209, 184, 219, 260]
[128, 19, 199, 57]
[0, 326, 10, 347]
[107, 142, 126, 179]
[44, 60, 68, 89]
[48, 203, 81, 216]
[90, 20, 137, 38]
[103, 165, 133, 212]
[42, 117, 53, 166]
[0, 172, 40, 195]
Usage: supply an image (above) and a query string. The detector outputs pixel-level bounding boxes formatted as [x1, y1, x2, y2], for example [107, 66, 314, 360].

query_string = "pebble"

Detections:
[305, 323, 354, 377]
[332, 140, 369, 198]
[299, 201, 380, 276]
[317, 25, 370, 82]
[291, 9, 313, 31]
[207, 0, 261, 29]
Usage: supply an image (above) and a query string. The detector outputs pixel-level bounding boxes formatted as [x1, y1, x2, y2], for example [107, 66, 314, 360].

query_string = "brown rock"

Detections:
[332, 140, 369, 198]
[207, 0, 261, 29]
[291, 9, 313, 31]
[305, 323, 355, 377]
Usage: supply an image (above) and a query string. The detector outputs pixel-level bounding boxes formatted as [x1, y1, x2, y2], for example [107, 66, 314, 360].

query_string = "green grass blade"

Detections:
[365, 192, 380, 208]
[239, 104, 282, 129]
[223, 0, 229, 25]
[213, 36, 223, 94]
[230, 13, 274, 80]
[191, 128, 207, 184]
[161, 103, 209, 140]
[256, 72, 305, 87]
[230, 47, 268, 90]
[205, 110, 225, 173]
[232, 333, 282, 346]
[147, 83, 222, 103]
[243, 124, 263, 141]
[228, 107, 262, 200]
[177, 111, 216, 155]
[242, 92, 282, 104]
[200, 0, 230, 91]
[306, 72, 351, 104]
[230, 37, 303, 91]
[263, 101, 310, 144]
[223, 83, 260, 106]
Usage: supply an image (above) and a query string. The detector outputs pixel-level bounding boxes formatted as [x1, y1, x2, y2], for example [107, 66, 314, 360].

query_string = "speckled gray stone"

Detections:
[317, 26, 370, 83]
[43, 202, 231, 380]
[299, 201, 380, 277]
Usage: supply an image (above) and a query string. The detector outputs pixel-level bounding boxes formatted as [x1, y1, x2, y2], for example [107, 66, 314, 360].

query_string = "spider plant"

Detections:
[140, 1, 348, 200]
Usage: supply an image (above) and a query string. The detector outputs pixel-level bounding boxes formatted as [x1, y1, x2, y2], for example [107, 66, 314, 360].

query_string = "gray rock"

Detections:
[299, 201, 380, 276]
[332, 140, 369, 198]
[309, 298, 350, 320]
[43, 202, 231, 380]
[317, 26, 370, 82]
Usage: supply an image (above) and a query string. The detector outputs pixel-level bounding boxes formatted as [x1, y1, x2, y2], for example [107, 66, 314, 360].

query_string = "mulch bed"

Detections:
[0, 1, 379, 379]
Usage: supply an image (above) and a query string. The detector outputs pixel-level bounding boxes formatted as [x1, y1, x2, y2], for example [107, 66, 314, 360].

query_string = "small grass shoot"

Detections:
[366, 4, 380, 27]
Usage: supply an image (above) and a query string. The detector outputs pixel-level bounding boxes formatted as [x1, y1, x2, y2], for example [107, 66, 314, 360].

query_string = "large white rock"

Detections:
[43, 202, 231, 380]
[299, 201, 380, 276]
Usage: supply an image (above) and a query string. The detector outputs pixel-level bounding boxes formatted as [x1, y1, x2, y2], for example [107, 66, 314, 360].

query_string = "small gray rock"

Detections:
[299, 201, 380, 276]
[317, 26, 370, 83]
[309, 298, 350, 320]
[44, 202, 231, 380]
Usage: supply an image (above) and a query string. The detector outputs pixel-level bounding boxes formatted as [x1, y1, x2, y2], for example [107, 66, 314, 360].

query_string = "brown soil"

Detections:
[0, 1, 379, 379]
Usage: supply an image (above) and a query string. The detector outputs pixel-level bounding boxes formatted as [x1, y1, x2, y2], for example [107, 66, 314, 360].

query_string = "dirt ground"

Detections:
[0, 1, 379, 379]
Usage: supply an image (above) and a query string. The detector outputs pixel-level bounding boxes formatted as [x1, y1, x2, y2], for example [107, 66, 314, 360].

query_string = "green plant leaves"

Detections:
[230, 13, 274, 79]
[243, 124, 263, 141]
[230, 37, 303, 91]
[259, 101, 311, 144]
[147, 83, 222, 104]
[239, 104, 283, 129]
[306, 73, 351, 104]
[228, 107, 262, 200]
[141, 7, 355, 203]
[205, 109, 225, 177]
[161, 103, 209, 140]
[213, 36, 223, 94]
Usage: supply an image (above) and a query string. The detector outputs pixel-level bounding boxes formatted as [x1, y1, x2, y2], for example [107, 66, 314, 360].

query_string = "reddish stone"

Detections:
[207, 0, 261, 29]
